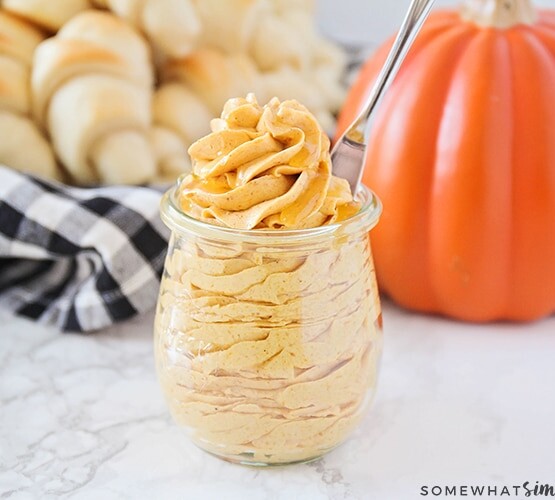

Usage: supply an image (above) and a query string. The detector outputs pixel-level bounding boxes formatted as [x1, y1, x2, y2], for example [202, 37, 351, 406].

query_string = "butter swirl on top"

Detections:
[179, 94, 360, 230]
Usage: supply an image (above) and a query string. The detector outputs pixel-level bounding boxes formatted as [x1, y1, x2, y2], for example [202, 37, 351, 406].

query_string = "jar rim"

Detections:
[160, 178, 382, 244]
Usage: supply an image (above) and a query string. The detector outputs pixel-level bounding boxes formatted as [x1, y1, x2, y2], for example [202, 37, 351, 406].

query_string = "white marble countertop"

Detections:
[2, 301, 554, 500]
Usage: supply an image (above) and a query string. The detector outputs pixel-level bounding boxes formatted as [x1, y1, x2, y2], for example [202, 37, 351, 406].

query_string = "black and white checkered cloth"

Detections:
[0, 166, 169, 332]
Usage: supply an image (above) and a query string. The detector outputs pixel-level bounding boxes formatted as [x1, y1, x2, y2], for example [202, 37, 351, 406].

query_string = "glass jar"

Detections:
[154, 182, 383, 466]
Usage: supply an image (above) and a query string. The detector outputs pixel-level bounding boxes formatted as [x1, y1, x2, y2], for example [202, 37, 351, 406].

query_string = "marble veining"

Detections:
[2, 301, 555, 499]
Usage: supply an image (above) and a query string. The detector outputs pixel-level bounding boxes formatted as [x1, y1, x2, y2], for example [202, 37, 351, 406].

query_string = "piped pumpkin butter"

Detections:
[178, 94, 360, 230]
[155, 94, 383, 465]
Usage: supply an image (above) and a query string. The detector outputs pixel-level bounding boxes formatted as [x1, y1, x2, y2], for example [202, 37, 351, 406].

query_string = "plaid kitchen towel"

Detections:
[0, 166, 169, 332]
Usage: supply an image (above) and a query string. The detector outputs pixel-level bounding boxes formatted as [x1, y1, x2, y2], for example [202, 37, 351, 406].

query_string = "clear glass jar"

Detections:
[154, 183, 383, 466]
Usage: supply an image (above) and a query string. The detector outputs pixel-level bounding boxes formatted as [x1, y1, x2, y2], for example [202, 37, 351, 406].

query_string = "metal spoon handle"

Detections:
[344, 0, 435, 141]
[332, 0, 436, 191]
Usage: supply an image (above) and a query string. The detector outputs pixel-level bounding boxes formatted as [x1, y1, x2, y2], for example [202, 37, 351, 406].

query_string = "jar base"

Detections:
[192, 440, 339, 467]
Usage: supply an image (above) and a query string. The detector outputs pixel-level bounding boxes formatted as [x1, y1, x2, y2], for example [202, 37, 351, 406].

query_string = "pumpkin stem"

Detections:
[461, 0, 537, 28]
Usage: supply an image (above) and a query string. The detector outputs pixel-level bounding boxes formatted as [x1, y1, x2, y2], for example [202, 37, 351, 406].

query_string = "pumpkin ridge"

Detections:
[419, 26, 482, 312]
[368, 25, 477, 311]
[528, 23, 555, 51]
[505, 28, 555, 319]
[429, 30, 514, 320]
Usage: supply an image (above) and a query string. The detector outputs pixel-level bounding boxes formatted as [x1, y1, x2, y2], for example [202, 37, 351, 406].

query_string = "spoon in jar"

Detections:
[331, 0, 436, 193]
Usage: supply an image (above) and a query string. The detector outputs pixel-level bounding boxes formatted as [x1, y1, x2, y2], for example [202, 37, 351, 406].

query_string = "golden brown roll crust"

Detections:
[161, 45, 343, 135]
[0, 11, 60, 179]
[162, 48, 262, 116]
[149, 126, 191, 184]
[2, 0, 90, 31]
[152, 83, 212, 147]
[31, 10, 156, 185]
[0, 0, 346, 185]
[93, 0, 201, 58]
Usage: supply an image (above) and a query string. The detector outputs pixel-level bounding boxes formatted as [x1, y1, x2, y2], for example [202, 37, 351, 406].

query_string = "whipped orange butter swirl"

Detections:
[155, 95, 382, 464]
[179, 94, 359, 229]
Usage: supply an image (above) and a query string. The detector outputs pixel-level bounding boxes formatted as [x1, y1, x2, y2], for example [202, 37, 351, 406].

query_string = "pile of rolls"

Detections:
[0, 0, 346, 185]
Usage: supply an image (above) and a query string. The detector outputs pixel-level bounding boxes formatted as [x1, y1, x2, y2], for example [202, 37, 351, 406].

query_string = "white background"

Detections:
[317, 0, 551, 45]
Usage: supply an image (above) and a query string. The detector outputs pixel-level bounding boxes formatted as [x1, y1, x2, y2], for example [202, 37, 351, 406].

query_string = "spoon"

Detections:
[331, 0, 436, 193]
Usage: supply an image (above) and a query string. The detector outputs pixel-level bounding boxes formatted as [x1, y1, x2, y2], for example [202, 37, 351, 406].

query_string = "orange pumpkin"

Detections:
[337, 0, 555, 322]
